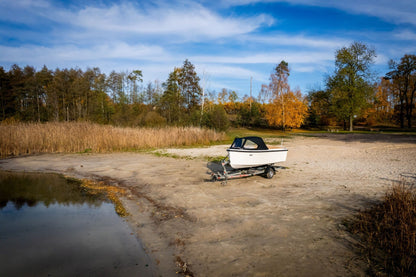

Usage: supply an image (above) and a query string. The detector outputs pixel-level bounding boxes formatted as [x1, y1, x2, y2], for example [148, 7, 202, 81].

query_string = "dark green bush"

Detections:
[202, 105, 229, 131]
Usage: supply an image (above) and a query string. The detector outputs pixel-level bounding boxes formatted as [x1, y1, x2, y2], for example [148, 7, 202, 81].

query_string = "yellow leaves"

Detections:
[81, 179, 129, 217]
[263, 61, 308, 129]
[265, 90, 308, 129]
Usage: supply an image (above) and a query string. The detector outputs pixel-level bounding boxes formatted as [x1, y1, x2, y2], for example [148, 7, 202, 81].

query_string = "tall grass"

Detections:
[0, 122, 225, 158]
[347, 179, 416, 276]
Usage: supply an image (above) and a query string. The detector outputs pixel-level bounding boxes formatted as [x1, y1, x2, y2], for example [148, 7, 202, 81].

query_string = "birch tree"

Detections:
[264, 61, 308, 130]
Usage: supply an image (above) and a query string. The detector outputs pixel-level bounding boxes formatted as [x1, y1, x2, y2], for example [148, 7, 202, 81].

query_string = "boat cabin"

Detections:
[229, 136, 269, 150]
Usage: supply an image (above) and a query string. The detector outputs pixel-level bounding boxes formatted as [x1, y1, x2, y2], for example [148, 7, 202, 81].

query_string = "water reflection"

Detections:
[0, 171, 106, 209]
[0, 171, 154, 277]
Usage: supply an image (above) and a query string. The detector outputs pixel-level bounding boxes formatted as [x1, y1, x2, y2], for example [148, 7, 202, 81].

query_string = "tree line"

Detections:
[309, 42, 416, 131]
[1, 42, 415, 131]
[0, 60, 200, 127]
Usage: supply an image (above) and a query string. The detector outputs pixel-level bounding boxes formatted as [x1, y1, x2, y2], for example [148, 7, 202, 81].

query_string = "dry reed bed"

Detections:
[347, 180, 416, 276]
[0, 122, 225, 158]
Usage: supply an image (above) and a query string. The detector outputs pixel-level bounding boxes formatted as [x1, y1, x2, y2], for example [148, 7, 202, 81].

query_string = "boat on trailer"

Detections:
[212, 136, 288, 182]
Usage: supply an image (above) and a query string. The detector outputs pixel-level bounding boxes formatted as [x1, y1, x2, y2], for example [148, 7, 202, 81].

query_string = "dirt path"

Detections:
[1, 134, 415, 276]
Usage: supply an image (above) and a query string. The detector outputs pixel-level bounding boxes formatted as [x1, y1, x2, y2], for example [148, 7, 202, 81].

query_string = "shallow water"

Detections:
[0, 171, 154, 277]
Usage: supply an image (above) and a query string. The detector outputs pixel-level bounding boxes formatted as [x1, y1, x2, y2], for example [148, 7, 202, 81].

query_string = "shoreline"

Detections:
[1, 134, 415, 276]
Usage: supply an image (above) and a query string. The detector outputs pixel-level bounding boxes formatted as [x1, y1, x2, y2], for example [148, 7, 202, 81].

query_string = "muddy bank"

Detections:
[1, 134, 415, 276]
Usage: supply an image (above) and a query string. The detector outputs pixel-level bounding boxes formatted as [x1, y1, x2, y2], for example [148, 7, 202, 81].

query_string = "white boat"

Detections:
[226, 136, 288, 169]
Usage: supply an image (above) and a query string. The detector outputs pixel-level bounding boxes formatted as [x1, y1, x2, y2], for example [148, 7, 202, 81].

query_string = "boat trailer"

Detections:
[211, 158, 277, 183]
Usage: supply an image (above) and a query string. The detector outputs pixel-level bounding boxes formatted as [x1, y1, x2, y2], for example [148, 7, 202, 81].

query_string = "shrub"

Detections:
[142, 111, 167, 127]
[202, 105, 229, 131]
[346, 180, 416, 276]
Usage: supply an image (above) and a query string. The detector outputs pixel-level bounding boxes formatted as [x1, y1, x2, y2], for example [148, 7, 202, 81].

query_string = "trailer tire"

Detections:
[265, 166, 275, 179]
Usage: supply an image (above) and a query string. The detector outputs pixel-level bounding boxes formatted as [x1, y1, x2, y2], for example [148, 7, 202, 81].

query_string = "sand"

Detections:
[1, 133, 416, 276]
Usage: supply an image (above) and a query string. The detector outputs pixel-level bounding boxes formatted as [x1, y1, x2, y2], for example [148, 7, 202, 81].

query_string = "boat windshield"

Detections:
[244, 140, 258, 149]
[230, 137, 268, 150]
[231, 138, 243, 148]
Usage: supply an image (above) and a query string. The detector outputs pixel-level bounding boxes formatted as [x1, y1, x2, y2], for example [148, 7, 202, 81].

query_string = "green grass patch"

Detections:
[151, 150, 194, 160]
[224, 127, 299, 144]
[204, 155, 227, 163]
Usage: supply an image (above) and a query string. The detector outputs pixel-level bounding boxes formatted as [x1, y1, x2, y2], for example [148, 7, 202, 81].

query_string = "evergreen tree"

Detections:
[160, 68, 183, 124]
[179, 59, 202, 111]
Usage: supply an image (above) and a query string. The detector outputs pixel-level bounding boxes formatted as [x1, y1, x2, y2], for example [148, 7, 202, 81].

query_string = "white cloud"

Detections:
[394, 30, 416, 41]
[0, 42, 169, 65]
[245, 34, 348, 49]
[0, 0, 274, 43]
[193, 50, 333, 65]
[197, 64, 265, 80]
[0, 0, 52, 24]
[374, 53, 389, 65]
[293, 65, 320, 73]
[337, 0, 416, 26]
[54, 1, 274, 41]
[2, 0, 409, 95]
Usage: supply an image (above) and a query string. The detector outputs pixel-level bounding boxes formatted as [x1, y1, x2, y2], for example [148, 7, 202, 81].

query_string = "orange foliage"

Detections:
[217, 89, 239, 114]
[363, 79, 394, 125]
[265, 90, 308, 128]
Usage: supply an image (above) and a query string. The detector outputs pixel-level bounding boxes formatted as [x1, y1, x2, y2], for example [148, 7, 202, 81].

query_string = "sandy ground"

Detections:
[1, 133, 416, 276]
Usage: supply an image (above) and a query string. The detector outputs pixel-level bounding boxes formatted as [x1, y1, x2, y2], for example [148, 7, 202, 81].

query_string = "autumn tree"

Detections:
[217, 88, 238, 115]
[265, 61, 290, 130]
[263, 61, 308, 130]
[327, 42, 376, 131]
[265, 89, 307, 129]
[386, 54, 416, 128]
[363, 78, 394, 125]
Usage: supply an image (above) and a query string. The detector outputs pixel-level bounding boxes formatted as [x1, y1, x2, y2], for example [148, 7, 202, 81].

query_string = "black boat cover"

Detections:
[229, 136, 269, 150]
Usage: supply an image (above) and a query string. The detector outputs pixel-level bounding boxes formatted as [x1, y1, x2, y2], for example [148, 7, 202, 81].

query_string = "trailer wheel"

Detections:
[265, 166, 275, 179]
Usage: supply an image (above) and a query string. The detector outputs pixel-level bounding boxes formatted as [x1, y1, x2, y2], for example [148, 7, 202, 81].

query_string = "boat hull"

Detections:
[227, 148, 288, 169]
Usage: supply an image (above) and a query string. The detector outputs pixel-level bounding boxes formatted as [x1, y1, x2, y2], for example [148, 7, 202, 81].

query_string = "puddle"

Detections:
[0, 171, 154, 276]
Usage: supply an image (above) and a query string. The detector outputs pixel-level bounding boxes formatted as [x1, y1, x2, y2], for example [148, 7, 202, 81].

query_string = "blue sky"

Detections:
[1, 0, 415, 99]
